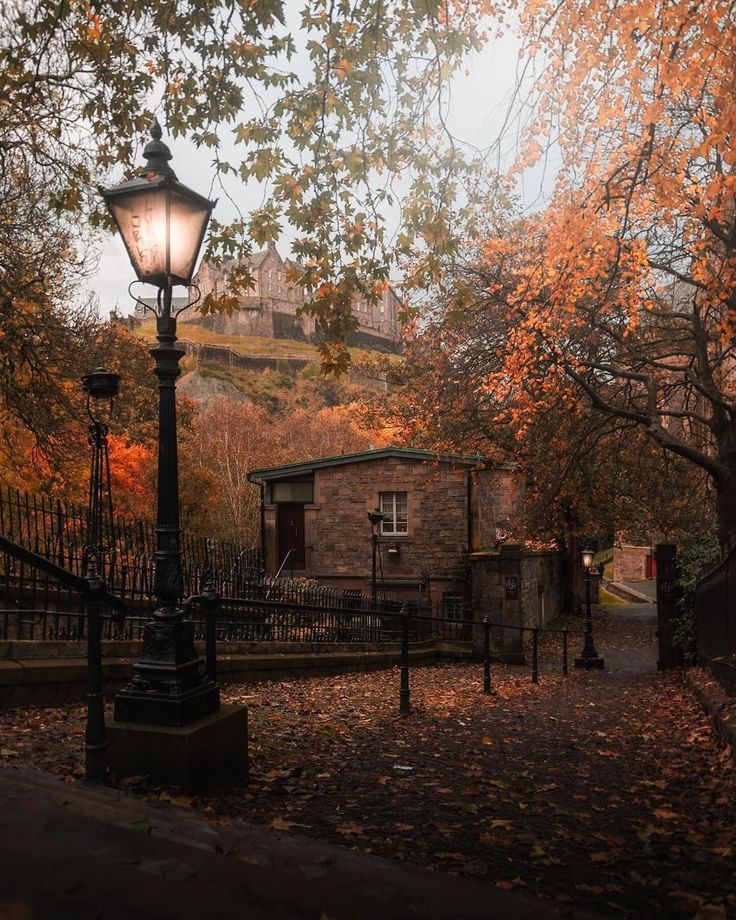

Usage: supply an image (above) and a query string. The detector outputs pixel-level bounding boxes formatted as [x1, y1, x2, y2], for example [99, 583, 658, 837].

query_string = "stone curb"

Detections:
[0, 644, 475, 708]
[683, 668, 736, 758]
[605, 582, 652, 604]
[0, 764, 607, 920]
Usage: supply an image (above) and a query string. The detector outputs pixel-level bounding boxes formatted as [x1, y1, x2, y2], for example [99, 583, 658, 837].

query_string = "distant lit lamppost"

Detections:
[367, 507, 385, 610]
[100, 120, 219, 725]
[575, 545, 605, 670]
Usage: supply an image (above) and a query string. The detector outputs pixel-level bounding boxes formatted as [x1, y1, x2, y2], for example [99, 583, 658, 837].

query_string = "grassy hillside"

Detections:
[132, 320, 402, 366]
[179, 361, 359, 413]
[129, 320, 394, 412]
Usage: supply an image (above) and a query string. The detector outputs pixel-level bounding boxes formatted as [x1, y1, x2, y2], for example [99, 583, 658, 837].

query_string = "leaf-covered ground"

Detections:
[1, 604, 734, 919]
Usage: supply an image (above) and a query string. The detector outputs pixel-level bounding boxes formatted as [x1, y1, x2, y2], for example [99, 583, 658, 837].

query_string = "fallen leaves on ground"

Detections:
[0, 603, 734, 917]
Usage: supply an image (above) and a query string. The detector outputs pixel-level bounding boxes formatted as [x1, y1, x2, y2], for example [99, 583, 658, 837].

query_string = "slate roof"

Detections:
[247, 447, 490, 482]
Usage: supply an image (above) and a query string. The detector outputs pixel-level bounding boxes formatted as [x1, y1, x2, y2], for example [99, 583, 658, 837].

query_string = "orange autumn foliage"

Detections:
[106, 435, 155, 518]
[471, 0, 735, 544]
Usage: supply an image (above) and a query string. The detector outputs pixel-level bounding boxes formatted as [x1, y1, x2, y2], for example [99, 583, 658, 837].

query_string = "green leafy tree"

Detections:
[1, 0, 489, 370]
[673, 532, 720, 663]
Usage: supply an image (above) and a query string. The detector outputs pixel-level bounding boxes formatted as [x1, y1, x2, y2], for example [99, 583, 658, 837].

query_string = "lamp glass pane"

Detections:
[582, 547, 594, 568]
[169, 190, 211, 284]
[108, 188, 168, 282]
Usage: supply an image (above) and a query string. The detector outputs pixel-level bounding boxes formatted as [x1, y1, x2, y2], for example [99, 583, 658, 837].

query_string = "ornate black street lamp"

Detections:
[575, 544, 605, 670]
[367, 507, 385, 610]
[100, 121, 219, 726]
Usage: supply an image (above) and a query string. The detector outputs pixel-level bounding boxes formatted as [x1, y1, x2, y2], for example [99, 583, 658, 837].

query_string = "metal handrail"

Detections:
[0, 534, 126, 622]
[0, 532, 127, 782]
[268, 548, 296, 590]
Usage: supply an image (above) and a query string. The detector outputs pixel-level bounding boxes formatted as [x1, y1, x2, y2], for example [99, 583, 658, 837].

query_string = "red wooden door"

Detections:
[277, 504, 305, 571]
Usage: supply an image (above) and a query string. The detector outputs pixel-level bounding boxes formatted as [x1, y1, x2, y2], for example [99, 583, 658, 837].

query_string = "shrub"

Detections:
[673, 532, 720, 663]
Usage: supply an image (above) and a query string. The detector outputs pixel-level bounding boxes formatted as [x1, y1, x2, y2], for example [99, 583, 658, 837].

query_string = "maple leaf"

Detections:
[590, 852, 615, 864]
[335, 823, 366, 837]
[653, 808, 679, 821]
[271, 817, 312, 831]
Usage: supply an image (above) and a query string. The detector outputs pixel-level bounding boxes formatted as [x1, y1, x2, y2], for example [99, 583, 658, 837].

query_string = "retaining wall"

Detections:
[0, 641, 473, 708]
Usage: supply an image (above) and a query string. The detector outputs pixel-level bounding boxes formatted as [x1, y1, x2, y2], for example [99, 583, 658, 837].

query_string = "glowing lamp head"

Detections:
[99, 120, 215, 288]
[581, 545, 595, 570]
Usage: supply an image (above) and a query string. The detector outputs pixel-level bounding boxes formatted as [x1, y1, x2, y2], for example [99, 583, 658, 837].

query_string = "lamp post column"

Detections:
[371, 529, 378, 611]
[367, 507, 384, 611]
[114, 293, 220, 726]
[152, 295, 183, 615]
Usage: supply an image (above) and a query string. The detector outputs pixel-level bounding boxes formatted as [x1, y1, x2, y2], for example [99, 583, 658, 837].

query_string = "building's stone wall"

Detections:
[341, 327, 402, 354]
[260, 455, 525, 609]
[179, 341, 314, 376]
[472, 467, 523, 549]
[301, 458, 469, 606]
[613, 543, 652, 582]
[192, 244, 400, 347]
[470, 545, 562, 660]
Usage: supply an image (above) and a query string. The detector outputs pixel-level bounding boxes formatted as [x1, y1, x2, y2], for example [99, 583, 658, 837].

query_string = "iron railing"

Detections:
[0, 485, 262, 635]
[695, 542, 736, 665]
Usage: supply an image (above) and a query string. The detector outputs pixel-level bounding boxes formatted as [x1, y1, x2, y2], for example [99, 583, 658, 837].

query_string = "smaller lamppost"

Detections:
[80, 367, 120, 782]
[81, 367, 120, 577]
[575, 545, 605, 670]
[367, 507, 384, 610]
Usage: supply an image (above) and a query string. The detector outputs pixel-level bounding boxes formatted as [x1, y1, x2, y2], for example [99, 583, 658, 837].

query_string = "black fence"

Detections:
[695, 541, 736, 665]
[1, 595, 473, 646]
[0, 486, 262, 638]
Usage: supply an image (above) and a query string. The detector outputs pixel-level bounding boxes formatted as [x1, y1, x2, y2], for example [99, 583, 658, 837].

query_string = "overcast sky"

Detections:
[87, 24, 556, 317]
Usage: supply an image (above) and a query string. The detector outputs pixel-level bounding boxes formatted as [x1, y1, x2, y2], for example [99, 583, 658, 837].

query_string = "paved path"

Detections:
[1, 601, 734, 920]
[601, 602, 657, 674]
[0, 764, 604, 920]
[616, 580, 657, 601]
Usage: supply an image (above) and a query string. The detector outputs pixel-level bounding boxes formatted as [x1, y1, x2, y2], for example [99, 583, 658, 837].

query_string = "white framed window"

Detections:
[380, 491, 408, 535]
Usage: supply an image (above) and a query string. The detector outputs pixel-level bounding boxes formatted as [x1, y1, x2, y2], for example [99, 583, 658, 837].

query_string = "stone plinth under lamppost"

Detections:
[99, 121, 246, 788]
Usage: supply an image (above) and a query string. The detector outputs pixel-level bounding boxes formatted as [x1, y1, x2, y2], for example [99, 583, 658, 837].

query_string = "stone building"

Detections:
[180, 242, 402, 351]
[612, 539, 657, 582]
[247, 447, 523, 612]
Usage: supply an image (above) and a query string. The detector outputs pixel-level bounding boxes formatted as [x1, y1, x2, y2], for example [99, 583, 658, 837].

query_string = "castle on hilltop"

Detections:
[175, 242, 402, 352]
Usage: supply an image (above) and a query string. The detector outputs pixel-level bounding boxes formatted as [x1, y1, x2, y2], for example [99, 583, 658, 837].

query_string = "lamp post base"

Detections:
[574, 655, 605, 670]
[114, 619, 220, 727]
[106, 703, 247, 791]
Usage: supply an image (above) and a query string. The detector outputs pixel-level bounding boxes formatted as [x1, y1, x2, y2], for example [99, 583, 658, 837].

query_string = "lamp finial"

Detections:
[140, 118, 176, 180]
